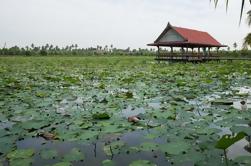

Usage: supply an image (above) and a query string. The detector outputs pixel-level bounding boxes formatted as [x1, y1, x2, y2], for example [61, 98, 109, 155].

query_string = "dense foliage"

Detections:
[0, 56, 251, 166]
[0, 44, 154, 56]
[2, 44, 251, 58]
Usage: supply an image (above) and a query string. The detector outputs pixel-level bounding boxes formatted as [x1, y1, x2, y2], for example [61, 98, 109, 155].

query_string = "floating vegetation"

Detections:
[0, 56, 251, 165]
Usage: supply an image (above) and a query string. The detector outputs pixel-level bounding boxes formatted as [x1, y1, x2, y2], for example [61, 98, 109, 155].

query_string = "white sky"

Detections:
[0, 0, 250, 49]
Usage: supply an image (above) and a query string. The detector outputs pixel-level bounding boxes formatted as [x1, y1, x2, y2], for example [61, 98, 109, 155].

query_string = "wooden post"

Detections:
[171, 47, 173, 59]
[181, 47, 184, 56]
[198, 47, 200, 59]
[157, 46, 160, 58]
[204, 47, 207, 57]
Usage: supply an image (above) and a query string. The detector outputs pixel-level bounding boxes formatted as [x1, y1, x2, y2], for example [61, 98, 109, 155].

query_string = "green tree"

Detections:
[243, 10, 251, 49]
[247, 10, 251, 26]
[243, 33, 251, 48]
[233, 42, 238, 50]
[74, 44, 78, 50]
[31, 43, 35, 50]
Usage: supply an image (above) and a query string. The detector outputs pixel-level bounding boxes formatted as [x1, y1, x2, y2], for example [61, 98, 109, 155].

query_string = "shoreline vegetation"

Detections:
[1, 45, 251, 57]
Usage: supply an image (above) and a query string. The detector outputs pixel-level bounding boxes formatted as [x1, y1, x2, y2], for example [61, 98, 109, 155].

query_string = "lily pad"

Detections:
[9, 158, 33, 166]
[215, 132, 247, 150]
[52, 162, 72, 166]
[63, 148, 84, 162]
[139, 142, 159, 151]
[160, 141, 190, 155]
[21, 120, 49, 130]
[7, 149, 35, 160]
[40, 149, 58, 159]
[92, 112, 111, 120]
[102, 159, 115, 166]
[129, 160, 157, 166]
[103, 141, 125, 156]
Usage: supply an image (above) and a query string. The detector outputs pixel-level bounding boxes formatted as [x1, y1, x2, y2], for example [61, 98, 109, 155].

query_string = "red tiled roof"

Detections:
[148, 23, 226, 47]
[173, 26, 222, 46]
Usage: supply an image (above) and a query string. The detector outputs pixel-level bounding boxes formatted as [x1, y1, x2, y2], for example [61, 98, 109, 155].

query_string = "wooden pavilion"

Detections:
[147, 23, 227, 62]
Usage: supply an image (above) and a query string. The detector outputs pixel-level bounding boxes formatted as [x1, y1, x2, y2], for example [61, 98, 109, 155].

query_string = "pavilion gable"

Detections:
[158, 28, 185, 43]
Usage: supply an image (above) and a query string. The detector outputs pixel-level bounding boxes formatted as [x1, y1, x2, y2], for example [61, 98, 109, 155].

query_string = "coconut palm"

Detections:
[243, 10, 251, 49]
[212, 0, 251, 23]
[247, 10, 251, 26]
[243, 33, 251, 48]
[233, 42, 238, 50]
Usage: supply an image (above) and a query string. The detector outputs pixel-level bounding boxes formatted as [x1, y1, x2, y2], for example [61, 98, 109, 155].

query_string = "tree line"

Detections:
[0, 44, 155, 56]
[1, 43, 251, 57]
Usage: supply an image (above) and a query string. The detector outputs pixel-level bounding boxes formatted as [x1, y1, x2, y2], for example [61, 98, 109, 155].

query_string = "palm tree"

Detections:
[243, 33, 251, 48]
[233, 42, 238, 50]
[31, 43, 35, 50]
[247, 10, 251, 26]
[74, 44, 78, 50]
[212, 0, 251, 23]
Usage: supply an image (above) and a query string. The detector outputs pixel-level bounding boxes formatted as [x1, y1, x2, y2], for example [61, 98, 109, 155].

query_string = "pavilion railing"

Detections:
[157, 52, 219, 60]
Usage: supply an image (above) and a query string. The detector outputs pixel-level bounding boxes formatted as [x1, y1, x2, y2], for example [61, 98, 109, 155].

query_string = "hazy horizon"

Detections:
[0, 0, 250, 49]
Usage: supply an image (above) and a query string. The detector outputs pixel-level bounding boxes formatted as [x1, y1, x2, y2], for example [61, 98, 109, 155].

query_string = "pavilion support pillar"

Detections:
[198, 47, 201, 59]
[216, 47, 219, 55]
[170, 47, 174, 59]
[203, 47, 206, 57]
[157, 46, 160, 58]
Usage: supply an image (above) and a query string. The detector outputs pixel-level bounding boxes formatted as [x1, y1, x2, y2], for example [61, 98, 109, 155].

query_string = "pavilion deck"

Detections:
[155, 53, 251, 62]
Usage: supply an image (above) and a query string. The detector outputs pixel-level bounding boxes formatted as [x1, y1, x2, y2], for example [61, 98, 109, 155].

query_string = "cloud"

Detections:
[0, 0, 249, 49]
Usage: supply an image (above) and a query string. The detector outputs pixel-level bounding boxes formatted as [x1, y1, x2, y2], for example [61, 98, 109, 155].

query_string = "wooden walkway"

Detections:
[155, 56, 251, 62]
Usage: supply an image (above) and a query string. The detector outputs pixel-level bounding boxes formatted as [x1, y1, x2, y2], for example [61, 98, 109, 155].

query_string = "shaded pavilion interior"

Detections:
[148, 23, 227, 61]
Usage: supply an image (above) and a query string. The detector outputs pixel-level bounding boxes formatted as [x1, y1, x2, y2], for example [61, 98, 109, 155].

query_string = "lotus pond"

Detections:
[0, 56, 251, 166]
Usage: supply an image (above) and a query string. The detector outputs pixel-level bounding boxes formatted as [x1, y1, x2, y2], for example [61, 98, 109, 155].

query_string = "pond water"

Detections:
[9, 130, 171, 166]
[227, 138, 251, 160]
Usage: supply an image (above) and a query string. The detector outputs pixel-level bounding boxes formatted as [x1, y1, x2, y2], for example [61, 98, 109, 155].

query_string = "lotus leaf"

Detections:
[139, 142, 159, 151]
[160, 141, 190, 155]
[102, 159, 115, 166]
[92, 112, 111, 120]
[129, 160, 156, 166]
[215, 132, 247, 150]
[9, 158, 33, 166]
[52, 162, 72, 166]
[103, 141, 125, 156]
[7, 149, 34, 160]
[63, 148, 84, 162]
[40, 149, 58, 159]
